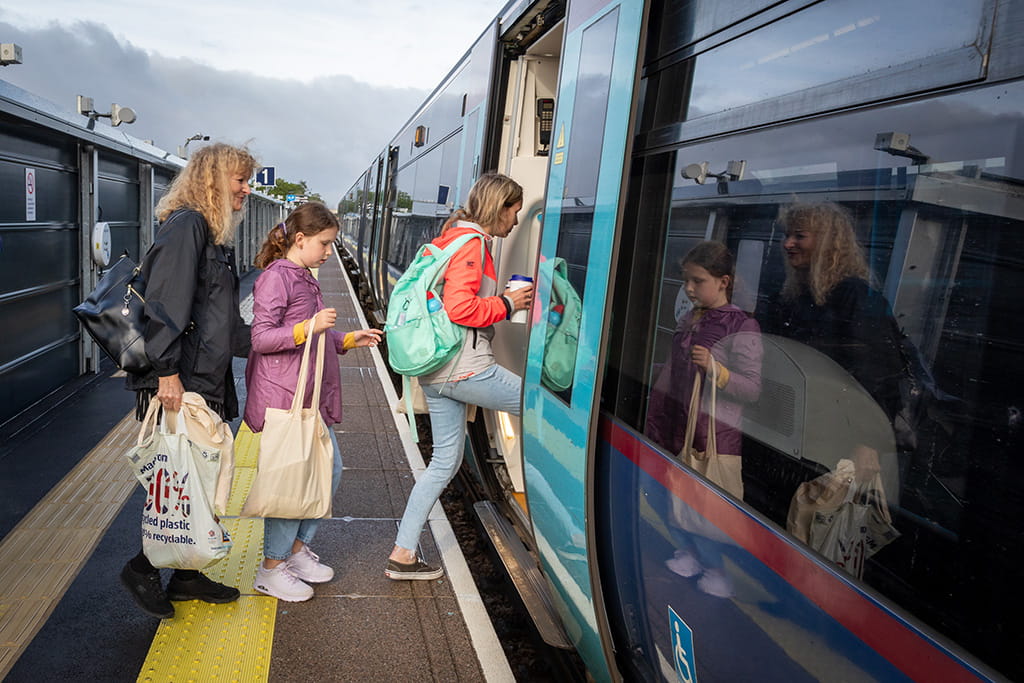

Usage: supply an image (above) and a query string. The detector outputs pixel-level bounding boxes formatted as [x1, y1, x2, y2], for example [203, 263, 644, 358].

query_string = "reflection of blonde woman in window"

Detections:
[764, 202, 904, 474]
[770, 201, 905, 491]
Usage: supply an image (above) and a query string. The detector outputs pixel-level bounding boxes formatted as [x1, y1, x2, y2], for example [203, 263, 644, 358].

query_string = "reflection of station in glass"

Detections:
[874, 131, 930, 165]
[738, 333, 899, 502]
[681, 160, 747, 189]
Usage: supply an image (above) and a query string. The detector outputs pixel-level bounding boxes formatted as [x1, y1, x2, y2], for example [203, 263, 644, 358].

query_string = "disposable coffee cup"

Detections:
[507, 275, 533, 323]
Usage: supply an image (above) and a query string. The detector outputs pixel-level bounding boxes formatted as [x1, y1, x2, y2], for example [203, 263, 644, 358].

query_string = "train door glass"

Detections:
[605, 78, 1024, 679]
[542, 7, 619, 402]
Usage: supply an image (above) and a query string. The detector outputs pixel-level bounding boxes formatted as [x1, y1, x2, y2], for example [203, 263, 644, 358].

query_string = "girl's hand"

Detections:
[691, 344, 713, 370]
[311, 308, 337, 334]
[352, 328, 383, 348]
[503, 284, 533, 311]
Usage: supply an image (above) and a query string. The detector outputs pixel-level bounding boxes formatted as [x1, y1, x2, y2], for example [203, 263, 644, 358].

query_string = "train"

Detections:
[336, 0, 1024, 680]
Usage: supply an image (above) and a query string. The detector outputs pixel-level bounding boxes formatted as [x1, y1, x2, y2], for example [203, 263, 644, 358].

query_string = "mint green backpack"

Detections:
[541, 257, 582, 392]
[385, 232, 485, 439]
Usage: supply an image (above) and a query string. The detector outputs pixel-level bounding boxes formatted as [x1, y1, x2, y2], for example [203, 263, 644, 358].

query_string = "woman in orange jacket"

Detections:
[385, 173, 533, 579]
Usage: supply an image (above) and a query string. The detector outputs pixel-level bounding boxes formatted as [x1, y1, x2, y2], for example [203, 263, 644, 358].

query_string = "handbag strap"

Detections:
[682, 371, 701, 458]
[681, 361, 719, 459]
[706, 360, 718, 457]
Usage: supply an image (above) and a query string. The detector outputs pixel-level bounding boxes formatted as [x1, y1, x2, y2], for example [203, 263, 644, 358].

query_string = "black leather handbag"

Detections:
[73, 253, 151, 374]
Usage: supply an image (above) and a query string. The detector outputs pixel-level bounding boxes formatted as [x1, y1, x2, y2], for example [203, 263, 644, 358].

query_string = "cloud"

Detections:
[0, 18, 428, 204]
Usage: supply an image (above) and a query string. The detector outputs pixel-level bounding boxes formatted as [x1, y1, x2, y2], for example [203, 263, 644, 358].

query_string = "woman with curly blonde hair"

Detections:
[765, 202, 901, 419]
[778, 202, 870, 305]
[122, 142, 259, 619]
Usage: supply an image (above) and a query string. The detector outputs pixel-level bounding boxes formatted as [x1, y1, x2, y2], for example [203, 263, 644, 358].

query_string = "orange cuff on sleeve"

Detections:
[293, 321, 308, 346]
[716, 363, 731, 389]
[342, 332, 356, 351]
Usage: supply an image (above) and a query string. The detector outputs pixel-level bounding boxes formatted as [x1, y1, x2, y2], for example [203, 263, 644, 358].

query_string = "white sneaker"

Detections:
[285, 545, 334, 583]
[665, 549, 702, 578]
[254, 564, 314, 602]
[697, 568, 734, 598]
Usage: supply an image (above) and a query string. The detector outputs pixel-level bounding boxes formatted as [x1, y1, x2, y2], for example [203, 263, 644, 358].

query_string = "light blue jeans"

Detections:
[395, 364, 522, 551]
[263, 427, 343, 560]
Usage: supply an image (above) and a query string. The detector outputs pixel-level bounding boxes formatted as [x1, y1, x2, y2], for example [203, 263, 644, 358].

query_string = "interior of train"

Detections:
[485, 16, 566, 504]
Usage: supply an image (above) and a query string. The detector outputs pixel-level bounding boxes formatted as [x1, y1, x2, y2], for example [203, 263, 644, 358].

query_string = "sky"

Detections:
[0, 0, 510, 203]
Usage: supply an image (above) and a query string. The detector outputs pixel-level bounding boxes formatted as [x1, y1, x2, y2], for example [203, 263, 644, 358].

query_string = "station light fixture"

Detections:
[1, 43, 23, 66]
[177, 133, 210, 158]
[77, 95, 137, 127]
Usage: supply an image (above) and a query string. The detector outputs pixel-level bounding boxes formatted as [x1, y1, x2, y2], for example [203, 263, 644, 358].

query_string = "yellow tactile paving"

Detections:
[0, 412, 139, 681]
[137, 422, 278, 683]
[137, 597, 276, 683]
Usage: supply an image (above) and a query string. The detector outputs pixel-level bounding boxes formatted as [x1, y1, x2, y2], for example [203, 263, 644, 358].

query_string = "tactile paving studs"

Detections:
[204, 518, 263, 593]
[224, 424, 259, 516]
[137, 596, 276, 682]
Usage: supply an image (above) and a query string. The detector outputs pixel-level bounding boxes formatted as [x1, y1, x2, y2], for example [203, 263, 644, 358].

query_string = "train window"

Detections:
[385, 164, 438, 272]
[605, 78, 1024, 678]
[459, 110, 480, 206]
[637, 0, 992, 141]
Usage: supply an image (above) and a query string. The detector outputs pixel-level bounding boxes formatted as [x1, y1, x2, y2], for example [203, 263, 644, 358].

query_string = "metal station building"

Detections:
[0, 79, 281, 424]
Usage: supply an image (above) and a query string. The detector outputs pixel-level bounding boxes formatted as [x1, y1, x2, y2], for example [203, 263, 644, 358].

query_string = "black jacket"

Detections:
[760, 277, 903, 422]
[126, 209, 251, 419]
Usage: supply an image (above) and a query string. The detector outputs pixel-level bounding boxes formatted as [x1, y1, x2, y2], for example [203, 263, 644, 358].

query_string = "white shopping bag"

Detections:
[125, 398, 232, 570]
[806, 473, 900, 579]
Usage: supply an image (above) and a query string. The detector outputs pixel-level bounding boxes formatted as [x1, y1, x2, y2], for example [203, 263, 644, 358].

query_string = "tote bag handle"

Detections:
[681, 360, 718, 460]
[291, 322, 328, 418]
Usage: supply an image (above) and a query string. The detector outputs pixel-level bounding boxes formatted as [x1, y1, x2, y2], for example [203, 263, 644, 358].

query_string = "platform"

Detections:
[0, 252, 512, 682]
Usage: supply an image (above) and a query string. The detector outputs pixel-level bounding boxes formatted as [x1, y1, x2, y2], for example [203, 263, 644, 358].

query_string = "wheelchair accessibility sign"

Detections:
[669, 606, 697, 683]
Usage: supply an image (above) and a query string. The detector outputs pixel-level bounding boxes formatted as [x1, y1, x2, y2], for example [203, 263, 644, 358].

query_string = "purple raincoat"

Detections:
[646, 304, 762, 456]
[243, 259, 347, 432]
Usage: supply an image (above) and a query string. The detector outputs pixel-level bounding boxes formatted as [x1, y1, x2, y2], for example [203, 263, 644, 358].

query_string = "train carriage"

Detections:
[338, 0, 1024, 680]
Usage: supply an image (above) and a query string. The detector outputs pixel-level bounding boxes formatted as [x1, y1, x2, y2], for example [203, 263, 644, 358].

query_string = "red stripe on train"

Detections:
[603, 419, 983, 683]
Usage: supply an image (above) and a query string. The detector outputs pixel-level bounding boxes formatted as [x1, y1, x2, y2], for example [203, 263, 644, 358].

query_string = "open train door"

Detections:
[521, 0, 645, 679]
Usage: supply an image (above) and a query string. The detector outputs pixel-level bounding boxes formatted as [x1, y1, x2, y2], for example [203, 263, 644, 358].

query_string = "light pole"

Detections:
[178, 134, 210, 158]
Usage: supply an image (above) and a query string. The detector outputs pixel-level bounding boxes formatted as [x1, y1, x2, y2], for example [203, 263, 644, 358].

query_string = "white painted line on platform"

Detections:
[333, 251, 515, 683]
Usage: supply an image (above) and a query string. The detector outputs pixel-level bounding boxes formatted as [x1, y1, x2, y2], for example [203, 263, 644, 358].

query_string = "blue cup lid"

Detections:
[509, 274, 533, 283]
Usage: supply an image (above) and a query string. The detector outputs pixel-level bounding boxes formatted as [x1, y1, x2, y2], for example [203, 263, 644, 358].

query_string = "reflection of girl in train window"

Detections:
[646, 241, 761, 595]
[763, 203, 903, 458]
[646, 241, 762, 493]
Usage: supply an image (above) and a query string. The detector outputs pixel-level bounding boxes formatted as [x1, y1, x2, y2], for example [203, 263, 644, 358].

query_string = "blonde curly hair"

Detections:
[779, 202, 868, 306]
[156, 143, 259, 244]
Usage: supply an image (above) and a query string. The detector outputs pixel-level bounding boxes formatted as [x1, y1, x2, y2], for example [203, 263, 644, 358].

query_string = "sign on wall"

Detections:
[25, 167, 36, 221]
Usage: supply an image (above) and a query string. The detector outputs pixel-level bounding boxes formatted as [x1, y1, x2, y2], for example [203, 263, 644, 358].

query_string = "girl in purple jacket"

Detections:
[245, 202, 382, 602]
[645, 241, 761, 596]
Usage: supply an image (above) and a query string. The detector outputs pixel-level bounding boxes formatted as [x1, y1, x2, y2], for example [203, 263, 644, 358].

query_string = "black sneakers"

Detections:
[384, 557, 444, 580]
[166, 571, 240, 603]
[120, 562, 174, 619]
